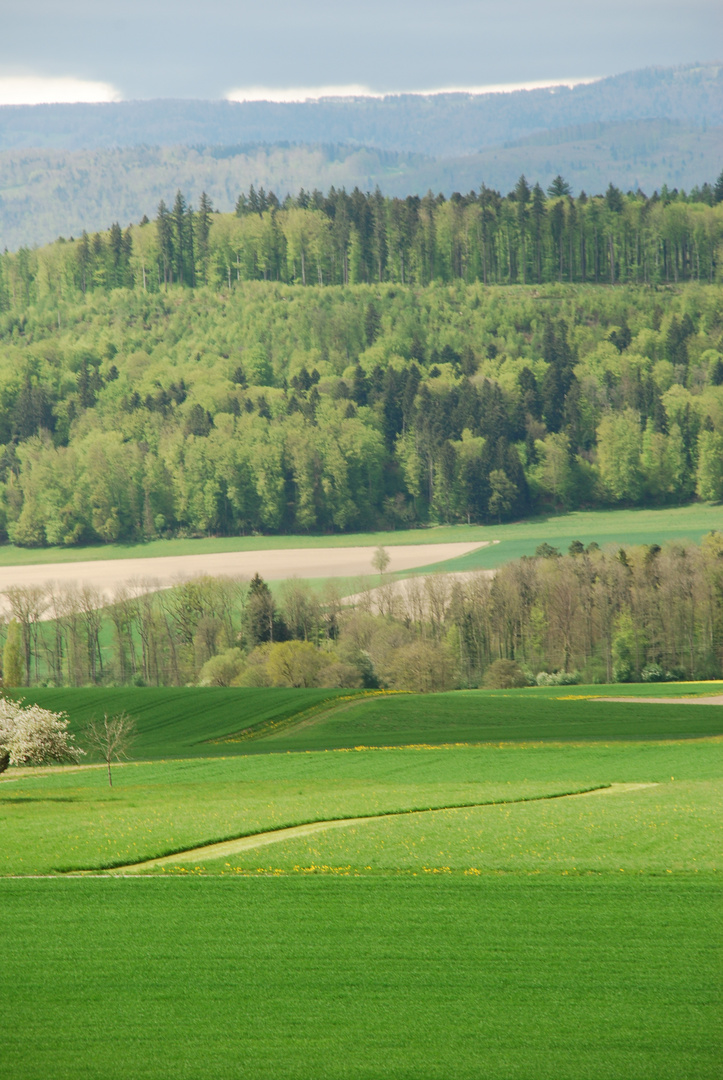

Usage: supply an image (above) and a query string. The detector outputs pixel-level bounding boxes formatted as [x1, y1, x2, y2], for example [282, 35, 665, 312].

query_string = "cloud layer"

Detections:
[0, 76, 121, 105]
[225, 78, 599, 104]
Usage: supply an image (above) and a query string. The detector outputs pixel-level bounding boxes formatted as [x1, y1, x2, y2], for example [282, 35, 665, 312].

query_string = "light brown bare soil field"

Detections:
[0, 541, 485, 611]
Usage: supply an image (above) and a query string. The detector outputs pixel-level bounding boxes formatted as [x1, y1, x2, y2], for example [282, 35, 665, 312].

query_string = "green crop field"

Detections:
[2, 876, 719, 1080]
[14, 682, 723, 763]
[249, 683, 723, 751]
[1, 685, 720, 1078]
[0, 523, 489, 566]
[413, 504, 723, 575]
[10, 686, 362, 760]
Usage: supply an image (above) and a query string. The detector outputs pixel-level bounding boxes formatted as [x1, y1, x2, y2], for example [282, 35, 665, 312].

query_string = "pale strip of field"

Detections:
[343, 569, 496, 615]
[111, 783, 656, 873]
[0, 541, 486, 610]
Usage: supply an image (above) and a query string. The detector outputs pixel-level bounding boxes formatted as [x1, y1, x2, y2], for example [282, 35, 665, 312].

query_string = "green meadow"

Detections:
[1, 685, 721, 1078]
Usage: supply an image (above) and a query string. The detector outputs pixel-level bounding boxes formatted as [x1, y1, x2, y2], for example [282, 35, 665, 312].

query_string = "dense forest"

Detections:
[4, 537, 723, 689]
[0, 179, 721, 545]
[3, 179, 723, 299]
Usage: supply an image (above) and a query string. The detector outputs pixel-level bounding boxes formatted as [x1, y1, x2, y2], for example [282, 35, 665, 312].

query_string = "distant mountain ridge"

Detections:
[0, 63, 720, 157]
[0, 63, 721, 250]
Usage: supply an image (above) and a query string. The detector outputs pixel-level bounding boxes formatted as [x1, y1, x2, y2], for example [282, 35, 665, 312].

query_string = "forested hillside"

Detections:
[0, 182, 722, 546]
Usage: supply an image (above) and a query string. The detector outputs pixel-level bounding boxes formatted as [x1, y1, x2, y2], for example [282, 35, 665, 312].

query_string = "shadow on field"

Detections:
[0, 796, 78, 804]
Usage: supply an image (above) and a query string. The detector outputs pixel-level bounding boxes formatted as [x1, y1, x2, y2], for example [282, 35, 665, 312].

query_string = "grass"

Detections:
[0, 753, 584, 875]
[249, 684, 723, 752]
[2, 876, 720, 1079]
[0, 523, 491, 566]
[2, 734, 720, 875]
[13, 684, 723, 766]
[2, 685, 720, 1077]
[0, 503, 719, 567]
[203, 775, 719, 877]
[10, 686, 362, 760]
[414, 503, 723, 574]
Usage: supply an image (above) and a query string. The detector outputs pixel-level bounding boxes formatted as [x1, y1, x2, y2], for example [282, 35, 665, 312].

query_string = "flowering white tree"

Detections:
[0, 697, 84, 767]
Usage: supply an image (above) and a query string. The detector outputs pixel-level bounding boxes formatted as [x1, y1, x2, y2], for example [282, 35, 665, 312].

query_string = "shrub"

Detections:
[613, 660, 633, 683]
[535, 670, 579, 686]
[385, 640, 457, 693]
[198, 648, 245, 687]
[482, 659, 527, 689]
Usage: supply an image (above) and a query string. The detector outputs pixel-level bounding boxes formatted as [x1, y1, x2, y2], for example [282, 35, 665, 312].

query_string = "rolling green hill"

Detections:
[14, 684, 723, 761]
[12, 686, 358, 759]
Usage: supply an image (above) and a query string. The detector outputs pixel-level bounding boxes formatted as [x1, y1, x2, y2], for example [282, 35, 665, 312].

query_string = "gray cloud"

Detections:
[1, 0, 718, 99]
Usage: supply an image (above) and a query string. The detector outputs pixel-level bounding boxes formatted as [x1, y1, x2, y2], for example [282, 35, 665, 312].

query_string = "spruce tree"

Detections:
[714, 169, 723, 204]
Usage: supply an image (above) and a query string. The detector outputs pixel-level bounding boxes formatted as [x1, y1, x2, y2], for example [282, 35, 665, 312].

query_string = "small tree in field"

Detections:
[84, 713, 137, 787]
[372, 545, 390, 576]
[0, 697, 84, 766]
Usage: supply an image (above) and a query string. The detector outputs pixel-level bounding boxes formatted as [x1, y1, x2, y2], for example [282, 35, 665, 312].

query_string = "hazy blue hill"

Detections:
[1, 118, 720, 251]
[0, 144, 432, 250]
[1, 63, 721, 250]
[0, 63, 720, 156]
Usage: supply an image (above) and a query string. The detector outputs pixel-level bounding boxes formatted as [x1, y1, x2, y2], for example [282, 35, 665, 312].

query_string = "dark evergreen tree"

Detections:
[547, 176, 572, 198]
[197, 192, 212, 285]
[172, 191, 187, 285]
[156, 200, 173, 286]
[713, 169, 723, 204]
[245, 573, 287, 645]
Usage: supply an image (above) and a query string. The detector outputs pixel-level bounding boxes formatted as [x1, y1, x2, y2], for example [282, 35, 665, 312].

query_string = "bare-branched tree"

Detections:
[84, 712, 137, 787]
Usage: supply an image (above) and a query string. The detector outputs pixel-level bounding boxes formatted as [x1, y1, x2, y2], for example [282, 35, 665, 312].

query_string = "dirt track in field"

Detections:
[109, 782, 656, 873]
[0, 541, 486, 610]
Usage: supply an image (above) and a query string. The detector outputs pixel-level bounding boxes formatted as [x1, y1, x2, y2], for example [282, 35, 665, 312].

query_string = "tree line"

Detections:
[3, 534, 722, 691]
[2, 174, 723, 309]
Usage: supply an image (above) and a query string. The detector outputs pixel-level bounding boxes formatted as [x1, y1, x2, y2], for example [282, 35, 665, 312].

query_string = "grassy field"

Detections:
[2, 876, 719, 1080]
[15, 683, 723, 762]
[0, 523, 490, 565]
[2, 733, 719, 875]
[0, 752, 600, 875]
[0, 503, 718, 568]
[414, 503, 723, 574]
[1, 685, 720, 1078]
[249, 683, 723, 751]
[11, 686, 362, 759]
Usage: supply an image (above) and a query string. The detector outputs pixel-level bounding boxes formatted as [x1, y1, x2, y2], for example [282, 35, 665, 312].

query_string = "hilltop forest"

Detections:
[0, 181, 722, 546]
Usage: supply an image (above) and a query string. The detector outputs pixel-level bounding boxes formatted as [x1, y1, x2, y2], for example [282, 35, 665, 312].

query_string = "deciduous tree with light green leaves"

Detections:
[696, 429, 723, 502]
[596, 410, 643, 502]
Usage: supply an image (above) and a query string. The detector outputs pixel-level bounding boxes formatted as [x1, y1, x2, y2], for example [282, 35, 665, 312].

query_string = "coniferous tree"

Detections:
[514, 175, 531, 284]
[197, 192, 213, 285]
[172, 191, 187, 285]
[156, 200, 173, 286]
[713, 169, 723, 204]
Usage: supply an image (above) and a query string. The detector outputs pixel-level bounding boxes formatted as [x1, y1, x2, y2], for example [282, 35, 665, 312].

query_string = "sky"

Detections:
[0, 0, 718, 103]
